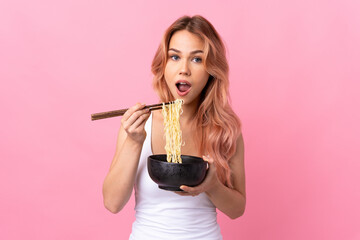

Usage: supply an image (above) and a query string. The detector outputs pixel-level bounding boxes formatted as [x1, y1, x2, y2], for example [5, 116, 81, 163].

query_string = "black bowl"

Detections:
[147, 154, 208, 191]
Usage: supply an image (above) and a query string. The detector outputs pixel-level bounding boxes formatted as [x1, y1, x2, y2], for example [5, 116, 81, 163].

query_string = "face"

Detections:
[164, 30, 210, 105]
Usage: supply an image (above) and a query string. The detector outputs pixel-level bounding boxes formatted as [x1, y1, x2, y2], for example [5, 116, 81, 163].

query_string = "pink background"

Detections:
[1, 0, 359, 239]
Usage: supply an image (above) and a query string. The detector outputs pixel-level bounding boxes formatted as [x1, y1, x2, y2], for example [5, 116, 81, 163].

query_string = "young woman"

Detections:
[102, 15, 246, 240]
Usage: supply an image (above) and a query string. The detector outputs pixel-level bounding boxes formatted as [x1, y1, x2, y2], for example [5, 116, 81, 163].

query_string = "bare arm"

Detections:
[179, 134, 246, 219]
[102, 103, 150, 213]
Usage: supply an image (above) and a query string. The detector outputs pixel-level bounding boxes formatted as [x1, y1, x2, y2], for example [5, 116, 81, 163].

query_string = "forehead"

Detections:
[168, 30, 204, 52]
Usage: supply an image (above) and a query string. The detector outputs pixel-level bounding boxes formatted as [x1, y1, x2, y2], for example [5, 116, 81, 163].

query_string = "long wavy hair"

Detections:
[151, 15, 241, 188]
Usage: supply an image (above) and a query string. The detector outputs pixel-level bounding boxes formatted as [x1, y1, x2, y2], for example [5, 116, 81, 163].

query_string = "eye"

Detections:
[192, 57, 202, 63]
[170, 55, 180, 61]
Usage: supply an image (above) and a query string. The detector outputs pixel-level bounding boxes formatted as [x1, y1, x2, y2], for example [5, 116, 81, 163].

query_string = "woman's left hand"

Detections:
[175, 155, 221, 197]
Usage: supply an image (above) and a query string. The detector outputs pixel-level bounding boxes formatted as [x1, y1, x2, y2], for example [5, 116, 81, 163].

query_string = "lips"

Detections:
[175, 80, 191, 96]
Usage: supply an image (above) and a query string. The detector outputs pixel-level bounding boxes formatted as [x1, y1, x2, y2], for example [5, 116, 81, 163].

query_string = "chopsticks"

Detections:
[91, 102, 170, 121]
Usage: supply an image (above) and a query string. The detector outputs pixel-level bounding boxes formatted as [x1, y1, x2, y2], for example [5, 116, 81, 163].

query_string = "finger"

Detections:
[175, 191, 198, 197]
[180, 185, 200, 195]
[202, 156, 214, 170]
[124, 108, 149, 129]
[174, 191, 192, 196]
[137, 112, 151, 128]
[129, 110, 150, 130]
[122, 103, 146, 121]
[202, 155, 214, 164]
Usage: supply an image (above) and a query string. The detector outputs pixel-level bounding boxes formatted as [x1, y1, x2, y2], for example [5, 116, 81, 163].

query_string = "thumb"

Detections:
[203, 155, 214, 169]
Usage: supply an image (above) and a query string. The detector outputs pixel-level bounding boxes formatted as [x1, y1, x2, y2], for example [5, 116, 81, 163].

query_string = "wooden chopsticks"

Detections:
[91, 102, 170, 121]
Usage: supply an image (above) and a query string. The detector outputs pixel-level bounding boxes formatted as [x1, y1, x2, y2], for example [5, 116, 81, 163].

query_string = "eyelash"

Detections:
[169, 55, 202, 63]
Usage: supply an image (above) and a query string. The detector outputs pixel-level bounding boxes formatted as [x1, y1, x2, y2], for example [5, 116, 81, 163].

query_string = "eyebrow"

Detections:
[168, 48, 204, 54]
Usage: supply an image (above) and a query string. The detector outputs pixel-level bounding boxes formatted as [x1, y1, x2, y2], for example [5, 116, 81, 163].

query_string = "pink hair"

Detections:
[151, 15, 241, 188]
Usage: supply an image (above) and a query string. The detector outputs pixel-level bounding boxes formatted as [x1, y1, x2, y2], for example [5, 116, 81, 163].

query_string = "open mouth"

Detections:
[176, 80, 191, 96]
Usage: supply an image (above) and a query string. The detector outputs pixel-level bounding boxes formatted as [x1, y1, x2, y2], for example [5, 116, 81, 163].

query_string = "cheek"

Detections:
[164, 65, 177, 91]
[164, 65, 170, 83]
[198, 80, 208, 93]
[195, 69, 210, 87]
[198, 74, 210, 93]
[164, 64, 174, 82]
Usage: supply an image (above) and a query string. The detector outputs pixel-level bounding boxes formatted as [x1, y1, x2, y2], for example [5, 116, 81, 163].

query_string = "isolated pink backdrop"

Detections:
[1, 0, 359, 239]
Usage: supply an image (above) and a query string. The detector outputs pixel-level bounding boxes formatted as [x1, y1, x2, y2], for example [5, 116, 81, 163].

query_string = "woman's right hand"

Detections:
[121, 103, 151, 144]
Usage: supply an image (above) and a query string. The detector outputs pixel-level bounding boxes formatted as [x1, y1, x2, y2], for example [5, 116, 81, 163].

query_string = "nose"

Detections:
[179, 59, 191, 76]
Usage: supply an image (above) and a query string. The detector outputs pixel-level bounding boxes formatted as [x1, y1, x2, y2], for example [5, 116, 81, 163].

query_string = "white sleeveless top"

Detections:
[129, 114, 222, 240]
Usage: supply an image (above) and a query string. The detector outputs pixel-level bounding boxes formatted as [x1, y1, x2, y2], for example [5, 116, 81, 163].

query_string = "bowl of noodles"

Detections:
[147, 99, 207, 191]
[147, 154, 208, 191]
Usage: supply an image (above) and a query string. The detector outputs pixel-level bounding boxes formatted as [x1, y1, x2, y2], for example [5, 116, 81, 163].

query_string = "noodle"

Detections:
[162, 99, 184, 163]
